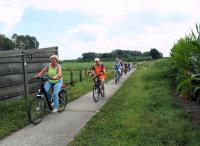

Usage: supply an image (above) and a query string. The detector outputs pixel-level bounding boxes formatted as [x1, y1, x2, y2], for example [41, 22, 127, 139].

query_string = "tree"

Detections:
[82, 52, 97, 61]
[0, 34, 14, 50]
[142, 51, 150, 56]
[12, 34, 39, 50]
[112, 50, 125, 58]
[101, 53, 112, 59]
[78, 49, 163, 61]
[149, 48, 162, 59]
[132, 50, 142, 56]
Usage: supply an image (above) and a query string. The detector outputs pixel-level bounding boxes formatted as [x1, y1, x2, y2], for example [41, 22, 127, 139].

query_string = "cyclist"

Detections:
[91, 58, 106, 97]
[124, 62, 128, 75]
[113, 58, 121, 81]
[35, 55, 62, 112]
[119, 59, 124, 76]
[128, 63, 131, 71]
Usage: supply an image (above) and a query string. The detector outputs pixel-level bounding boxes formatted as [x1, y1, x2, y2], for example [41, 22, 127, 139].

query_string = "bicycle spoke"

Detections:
[28, 97, 45, 125]
[58, 90, 67, 112]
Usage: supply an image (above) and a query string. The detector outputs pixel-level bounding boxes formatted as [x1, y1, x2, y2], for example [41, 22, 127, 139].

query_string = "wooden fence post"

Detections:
[70, 69, 74, 86]
[80, 70, 82, 81]
[22, 54, 29, 98]
[85, 68, 87, 77]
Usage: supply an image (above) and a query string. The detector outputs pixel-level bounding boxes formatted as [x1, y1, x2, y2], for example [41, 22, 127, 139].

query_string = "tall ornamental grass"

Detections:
[170, 24, 200, 102]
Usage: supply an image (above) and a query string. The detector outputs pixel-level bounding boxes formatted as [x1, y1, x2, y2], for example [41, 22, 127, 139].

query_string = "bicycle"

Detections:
[92, 74, 104, 102]
[28, 76, 68, 125]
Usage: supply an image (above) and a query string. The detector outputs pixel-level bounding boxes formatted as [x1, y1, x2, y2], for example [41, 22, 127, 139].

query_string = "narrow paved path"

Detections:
[0, 69, 135, 146]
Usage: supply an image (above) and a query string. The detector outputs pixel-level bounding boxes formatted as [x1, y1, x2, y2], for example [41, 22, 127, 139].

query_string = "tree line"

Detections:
[77, 48, 163, 62]
[0, 33, 39, 51]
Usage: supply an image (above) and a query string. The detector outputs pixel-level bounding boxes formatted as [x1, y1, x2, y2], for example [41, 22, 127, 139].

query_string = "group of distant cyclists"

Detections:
[113, 58, 132, 84]
[35, 55, 132, 112]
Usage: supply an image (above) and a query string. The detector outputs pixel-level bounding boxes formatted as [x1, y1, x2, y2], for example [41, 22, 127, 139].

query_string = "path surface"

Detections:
[0, 69, 135, 146]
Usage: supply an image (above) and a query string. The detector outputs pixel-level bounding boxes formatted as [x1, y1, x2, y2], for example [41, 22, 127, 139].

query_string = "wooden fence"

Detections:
[62, 67, 113, 86]
[63, 68, 89, 86]
[0, 47, 58, 101]
[0, 46, 129, 101]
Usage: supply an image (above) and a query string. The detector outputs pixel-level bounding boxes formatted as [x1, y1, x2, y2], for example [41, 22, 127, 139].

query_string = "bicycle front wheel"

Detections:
[28, 97, 45, 125]
[93, 85, 99, 102]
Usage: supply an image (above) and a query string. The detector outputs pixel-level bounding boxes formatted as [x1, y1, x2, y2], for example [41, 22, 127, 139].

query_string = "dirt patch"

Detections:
[171, 87, 200, 129]
[179, 100, 200, 129]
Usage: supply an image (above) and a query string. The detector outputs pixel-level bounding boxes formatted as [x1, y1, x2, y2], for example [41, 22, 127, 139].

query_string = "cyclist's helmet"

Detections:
[95, 58, 100, 62]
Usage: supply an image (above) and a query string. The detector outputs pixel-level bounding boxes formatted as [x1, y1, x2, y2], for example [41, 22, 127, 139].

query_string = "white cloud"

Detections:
[55, 18, 196, 60]
[0, 0, 24, 32]
[55, 24, 116, 59]
[1, 0, 200, 59]
[2, 0, 200, 29]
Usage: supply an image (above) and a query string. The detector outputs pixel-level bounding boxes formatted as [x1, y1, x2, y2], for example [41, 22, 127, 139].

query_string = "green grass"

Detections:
[61, 61, 114, 102]
[68, 70, 114, 102]
[61, 61, 114, 84]
[0, 98, 30, 139]
[68, 60, 200, 146]
[61, 61, 114, 70]
[0, 62, 115, 140]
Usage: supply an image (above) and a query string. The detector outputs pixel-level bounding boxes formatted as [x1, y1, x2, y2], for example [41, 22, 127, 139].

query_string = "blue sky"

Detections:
[11, 8, 96, 45]
[0, 0, 199, 60]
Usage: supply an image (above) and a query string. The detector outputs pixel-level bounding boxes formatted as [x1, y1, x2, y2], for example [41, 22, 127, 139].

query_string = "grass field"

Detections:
[61, 61, 114, 70]
[0, 61, 115, 140]
[68, 60, 200, 146]
[62, 61, 114, 101]
[61, 61, 114, 84]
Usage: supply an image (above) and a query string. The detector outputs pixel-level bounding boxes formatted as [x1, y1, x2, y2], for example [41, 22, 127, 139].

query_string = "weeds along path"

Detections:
[0, 69, 135, 146]
[68, 60, 200, 146]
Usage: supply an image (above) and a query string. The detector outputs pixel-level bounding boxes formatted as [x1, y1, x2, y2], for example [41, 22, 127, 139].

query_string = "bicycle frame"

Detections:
[36, 77, 53, 110]
[28, 76, 68, 125]
[94, 74, 102, 88]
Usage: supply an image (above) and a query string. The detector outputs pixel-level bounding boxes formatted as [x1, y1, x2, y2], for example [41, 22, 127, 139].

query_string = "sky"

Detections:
[0, 0, 200, 60]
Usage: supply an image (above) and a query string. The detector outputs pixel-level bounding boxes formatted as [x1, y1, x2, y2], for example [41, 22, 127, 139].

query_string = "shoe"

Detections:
[51, 102, 54, 107]
[52, 108, 58, 113]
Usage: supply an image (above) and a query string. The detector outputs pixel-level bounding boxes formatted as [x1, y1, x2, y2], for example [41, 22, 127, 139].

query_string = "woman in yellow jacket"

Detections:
[36, 55, 62, 112]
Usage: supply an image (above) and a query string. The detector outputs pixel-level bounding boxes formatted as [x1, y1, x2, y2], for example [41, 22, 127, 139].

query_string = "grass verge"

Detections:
[68, 60, 200, 146]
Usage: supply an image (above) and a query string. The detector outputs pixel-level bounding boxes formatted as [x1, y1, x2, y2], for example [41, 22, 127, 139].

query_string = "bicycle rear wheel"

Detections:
[93, 85, 100, 102]
[58, 90, 67, 112]
[28, 97, 45, 125]
[115, 74, 118, 84]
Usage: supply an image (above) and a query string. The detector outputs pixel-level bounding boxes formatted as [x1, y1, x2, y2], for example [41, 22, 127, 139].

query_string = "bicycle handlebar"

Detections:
[95, 74, 103, 77]
[34, 76, 51, 80]
[88, 71, 103, 77]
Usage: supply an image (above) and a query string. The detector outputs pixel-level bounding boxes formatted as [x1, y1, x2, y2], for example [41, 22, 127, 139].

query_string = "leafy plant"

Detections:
[169, 24, 200, 101]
